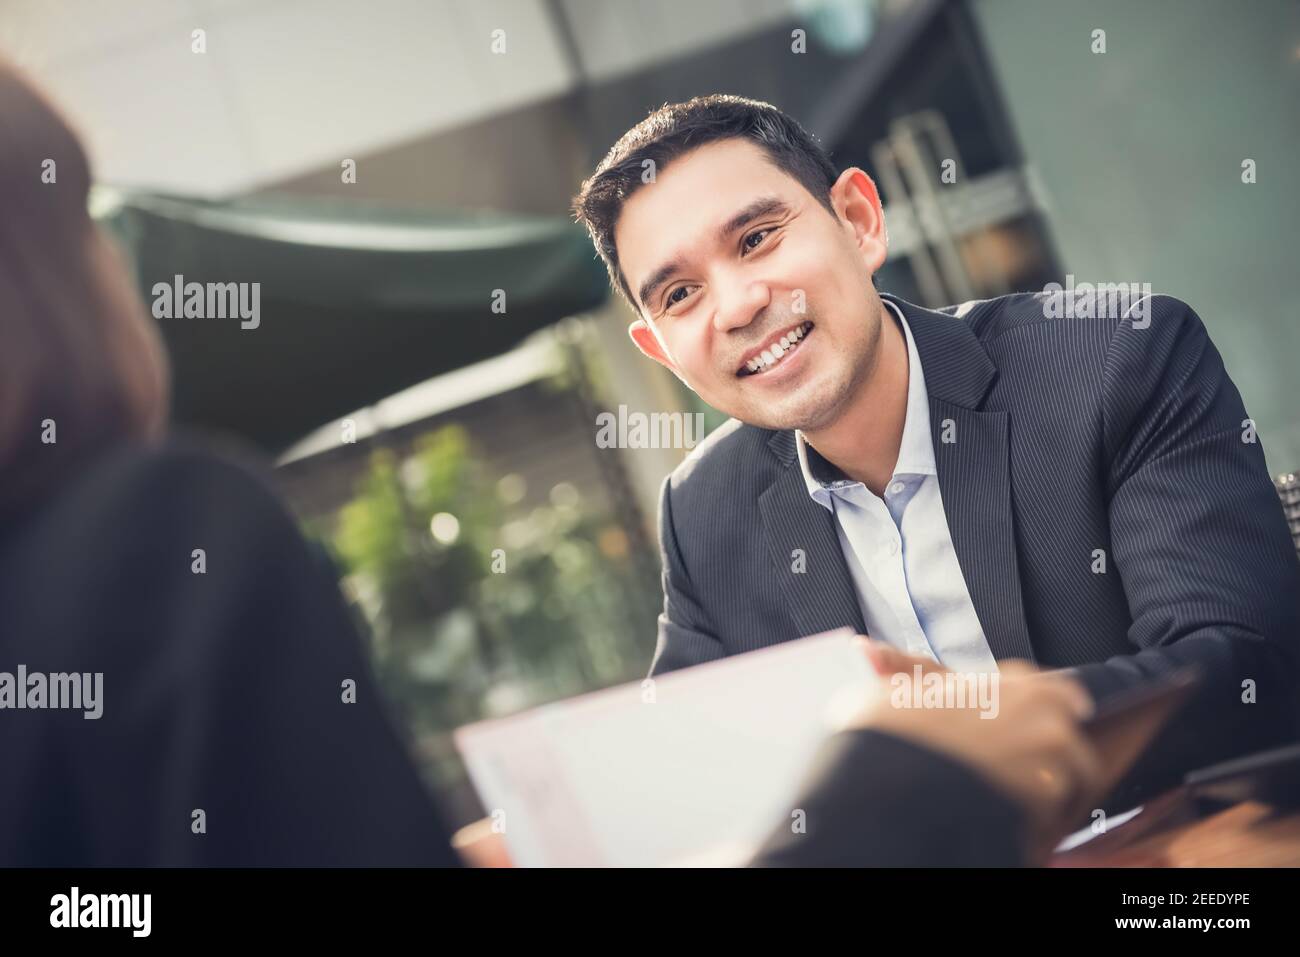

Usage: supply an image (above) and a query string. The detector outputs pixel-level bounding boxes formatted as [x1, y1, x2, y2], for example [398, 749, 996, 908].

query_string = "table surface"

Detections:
[1054, 792, 1300, 867]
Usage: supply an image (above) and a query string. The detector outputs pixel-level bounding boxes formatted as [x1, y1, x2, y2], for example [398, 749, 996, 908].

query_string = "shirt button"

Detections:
[889, 481, 905, 495]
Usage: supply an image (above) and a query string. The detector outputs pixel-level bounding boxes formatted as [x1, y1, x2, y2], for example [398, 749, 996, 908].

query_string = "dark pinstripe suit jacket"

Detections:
[651, 291, 1300, 801]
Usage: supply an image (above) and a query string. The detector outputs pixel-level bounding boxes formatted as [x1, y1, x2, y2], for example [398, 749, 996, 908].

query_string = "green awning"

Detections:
[96, 190, 608, 452]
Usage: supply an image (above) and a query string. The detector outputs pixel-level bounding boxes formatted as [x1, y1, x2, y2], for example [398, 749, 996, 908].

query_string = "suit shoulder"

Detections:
[929, 292, 1042, 338]
[13, 436, 292, 572]
[665, 417, 775, 498]
[940, 291, 1103, 339]
[74, 436, 284, 522]
[946, 290, 1195, 351]
[0, 438, 300, 660]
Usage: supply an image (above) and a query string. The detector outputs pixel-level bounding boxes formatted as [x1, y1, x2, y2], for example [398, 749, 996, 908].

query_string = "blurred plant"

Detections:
[316, 423, 654, 793]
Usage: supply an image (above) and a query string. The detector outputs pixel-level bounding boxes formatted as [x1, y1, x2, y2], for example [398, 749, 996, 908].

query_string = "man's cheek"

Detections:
[675, 335, 715, 384]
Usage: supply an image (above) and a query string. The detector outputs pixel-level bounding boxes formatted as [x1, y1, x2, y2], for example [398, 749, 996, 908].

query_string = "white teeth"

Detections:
[743, 325, 814, 375]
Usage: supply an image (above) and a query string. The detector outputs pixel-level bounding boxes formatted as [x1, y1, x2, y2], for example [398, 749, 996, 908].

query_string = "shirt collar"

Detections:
[794, 299, 936, 507]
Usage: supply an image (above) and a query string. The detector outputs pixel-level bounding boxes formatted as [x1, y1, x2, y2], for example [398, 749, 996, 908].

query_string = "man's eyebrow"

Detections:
[636, 197, 790, 310]
[638, 258, 685, 312]
[716, 196, 788, 245]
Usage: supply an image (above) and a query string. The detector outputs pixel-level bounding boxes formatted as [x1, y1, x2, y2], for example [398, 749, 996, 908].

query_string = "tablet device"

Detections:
[453, 629, 880, 867]
[1186, 741, 1300, 808]
[1081, 666, 1201, 792]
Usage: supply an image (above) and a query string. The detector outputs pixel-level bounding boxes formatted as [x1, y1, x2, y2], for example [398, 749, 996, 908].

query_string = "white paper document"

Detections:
[454, 629, 880, 867]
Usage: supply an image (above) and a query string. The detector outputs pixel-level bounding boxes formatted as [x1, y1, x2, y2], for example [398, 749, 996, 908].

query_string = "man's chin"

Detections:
[728, 388, 843, 434]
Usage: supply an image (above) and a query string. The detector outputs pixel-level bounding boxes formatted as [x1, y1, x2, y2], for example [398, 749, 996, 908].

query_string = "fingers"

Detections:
[988, 670, 1102, 850]
[1037, 673, 1095, 721]
[451, 817, 514, 868]
[862, 638, 948, 678]
[1000, 665, 1094, 720]
[1008, 674, 1100, 796]
[1014, 701, 1105, 853]
[1036, 713, 1103, 802]
[996, 659, 1038, 679]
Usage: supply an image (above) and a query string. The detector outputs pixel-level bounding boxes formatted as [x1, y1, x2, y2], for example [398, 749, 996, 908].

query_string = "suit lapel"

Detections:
[759, 433, 867, 640]
[927, 400, 1036, 661]
[900, 297, 1037, 662]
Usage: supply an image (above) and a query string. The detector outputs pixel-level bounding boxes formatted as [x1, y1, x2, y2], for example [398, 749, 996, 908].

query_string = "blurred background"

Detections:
[3, 0, 1296, 828]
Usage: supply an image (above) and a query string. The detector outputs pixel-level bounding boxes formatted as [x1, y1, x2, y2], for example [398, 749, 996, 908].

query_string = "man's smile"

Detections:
[736, 321, 814, 377]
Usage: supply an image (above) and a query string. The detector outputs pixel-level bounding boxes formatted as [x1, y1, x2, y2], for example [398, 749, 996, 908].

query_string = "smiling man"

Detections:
[572, 94, 1300, 801]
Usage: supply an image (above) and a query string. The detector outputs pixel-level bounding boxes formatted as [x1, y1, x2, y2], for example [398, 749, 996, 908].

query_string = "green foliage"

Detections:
[314, 424, 656, 790]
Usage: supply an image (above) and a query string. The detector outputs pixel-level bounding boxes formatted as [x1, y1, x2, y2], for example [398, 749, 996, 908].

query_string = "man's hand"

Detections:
[450, 818, 513, 867]
[850, 640, 1102, 864]
[857, 637, 947, 679]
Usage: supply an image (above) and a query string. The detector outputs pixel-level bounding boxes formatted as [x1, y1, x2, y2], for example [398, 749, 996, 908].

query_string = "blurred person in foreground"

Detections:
[0, 59, 1101, 868]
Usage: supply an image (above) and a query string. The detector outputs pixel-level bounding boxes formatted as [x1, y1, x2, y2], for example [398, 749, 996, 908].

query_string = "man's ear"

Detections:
[830, 167, 888, 274]
[629, 318, 678, 372]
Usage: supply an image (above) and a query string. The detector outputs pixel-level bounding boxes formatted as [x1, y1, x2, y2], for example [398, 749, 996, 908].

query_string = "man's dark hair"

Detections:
[572, 94, 839, 313]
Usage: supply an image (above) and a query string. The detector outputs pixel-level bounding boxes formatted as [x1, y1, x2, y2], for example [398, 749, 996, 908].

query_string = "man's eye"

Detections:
[666, 286, 692, 306]
[742, 228, 772, 253]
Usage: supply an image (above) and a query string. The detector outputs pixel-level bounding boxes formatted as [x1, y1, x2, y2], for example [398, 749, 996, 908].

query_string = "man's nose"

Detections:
[712, 280, 771, 334]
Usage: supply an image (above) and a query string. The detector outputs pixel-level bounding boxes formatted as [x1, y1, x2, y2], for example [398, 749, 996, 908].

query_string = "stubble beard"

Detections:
[745, 320, 879, 434]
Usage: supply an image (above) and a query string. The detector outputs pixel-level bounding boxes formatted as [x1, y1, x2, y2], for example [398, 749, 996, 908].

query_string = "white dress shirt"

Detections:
[794, 300, 999, 673]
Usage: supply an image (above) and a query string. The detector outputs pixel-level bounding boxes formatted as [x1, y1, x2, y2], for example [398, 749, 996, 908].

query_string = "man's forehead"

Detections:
[616, 140, 798, 281]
